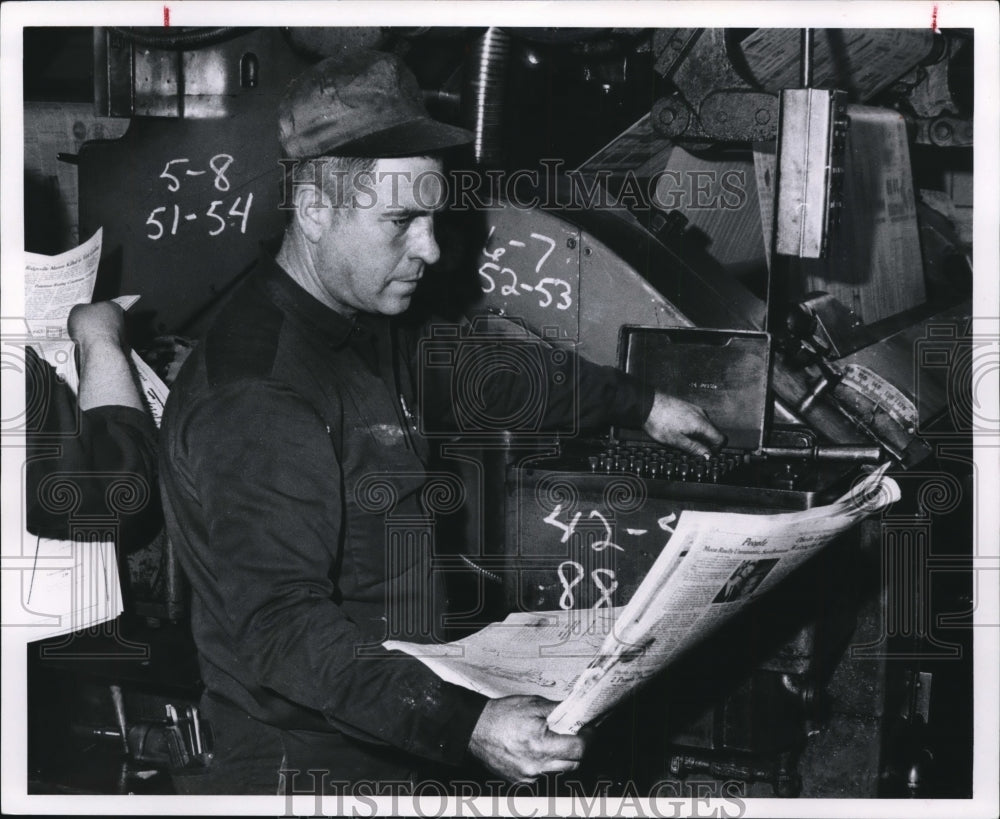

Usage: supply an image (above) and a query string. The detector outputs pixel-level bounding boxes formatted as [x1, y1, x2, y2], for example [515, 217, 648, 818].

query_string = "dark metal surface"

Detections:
[503, 455, 854, 613]
[616, 327, 771, 451]
[79, 29, 310, 339]
[652, 29, 780, 142]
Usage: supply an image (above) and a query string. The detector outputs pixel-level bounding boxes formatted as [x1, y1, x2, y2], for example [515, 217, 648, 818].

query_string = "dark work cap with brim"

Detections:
[278, 50, 473, 159]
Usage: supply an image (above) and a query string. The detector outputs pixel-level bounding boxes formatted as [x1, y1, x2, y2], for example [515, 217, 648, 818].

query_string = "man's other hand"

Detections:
[68, 301, 128, 351]
[643, 391, 725, 458]
[67, 301, 145, 412]
[468, 696, 586, 783]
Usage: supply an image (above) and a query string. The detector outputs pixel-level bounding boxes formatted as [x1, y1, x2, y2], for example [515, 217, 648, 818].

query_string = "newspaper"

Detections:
[129, 350, 169, 429]
[112, 292, 173, 426]
[24, 228, 104, 395]
[385, 464, 900, 734]
[25, 227, 103, 339]
[10, 232, 170, 641]
[385, 608, 620, 700]
[24, 231, 169, 425]
[3, 535, 123, 640]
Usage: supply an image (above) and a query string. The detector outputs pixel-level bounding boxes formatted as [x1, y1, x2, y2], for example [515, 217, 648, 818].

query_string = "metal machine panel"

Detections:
[476, 203, 582, 343]
[615, 327, 771, 451]
[79, 29, 309, 339]
[503, 462, 852, 614]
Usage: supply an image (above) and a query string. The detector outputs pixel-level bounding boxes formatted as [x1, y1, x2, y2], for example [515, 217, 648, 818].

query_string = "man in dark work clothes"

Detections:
[159, 50, 724, 795]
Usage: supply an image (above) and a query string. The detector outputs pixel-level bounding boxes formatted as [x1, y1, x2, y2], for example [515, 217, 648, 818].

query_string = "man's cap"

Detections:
[278, 50, 473, 159]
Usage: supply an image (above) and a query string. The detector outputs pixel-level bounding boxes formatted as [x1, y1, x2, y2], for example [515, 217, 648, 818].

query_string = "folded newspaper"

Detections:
[384, 464, 900, 734]
[11, 230, 171, 642]
[24, 227, 170, 423]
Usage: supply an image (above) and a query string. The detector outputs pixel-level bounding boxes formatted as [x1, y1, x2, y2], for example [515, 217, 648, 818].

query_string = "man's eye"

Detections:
[389, 216, 413, 229]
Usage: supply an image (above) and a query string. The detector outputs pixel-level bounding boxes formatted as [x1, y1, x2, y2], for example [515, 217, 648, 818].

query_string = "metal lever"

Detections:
[109, 685, 129, 756]
[757, 445, 882, 463]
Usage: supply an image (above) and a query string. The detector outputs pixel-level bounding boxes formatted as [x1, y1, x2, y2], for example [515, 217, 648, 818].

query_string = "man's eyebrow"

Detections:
[379, 207, 434, 217]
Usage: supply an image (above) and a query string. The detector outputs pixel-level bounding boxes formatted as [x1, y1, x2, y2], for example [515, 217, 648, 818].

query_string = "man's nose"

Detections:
[410, 217, 440, 266]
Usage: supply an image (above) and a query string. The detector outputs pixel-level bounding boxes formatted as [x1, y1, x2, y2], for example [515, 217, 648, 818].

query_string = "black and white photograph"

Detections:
[712, 559, 779, 604]
[2, 2, 997, 816]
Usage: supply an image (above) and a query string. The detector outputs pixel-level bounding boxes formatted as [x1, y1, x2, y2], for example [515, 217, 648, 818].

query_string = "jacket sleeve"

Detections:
[26, 346, 161, 550]
[413, 318, 654, 436]
[166, 378, 486, 764]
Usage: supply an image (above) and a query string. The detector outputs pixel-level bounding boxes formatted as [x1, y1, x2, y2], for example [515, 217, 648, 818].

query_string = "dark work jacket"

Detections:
[159, 253, 653, 782]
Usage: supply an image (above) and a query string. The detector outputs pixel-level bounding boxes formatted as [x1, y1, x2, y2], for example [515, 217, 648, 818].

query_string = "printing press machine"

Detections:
[431, 204, 973, 795]
[21, 25, 978, 798]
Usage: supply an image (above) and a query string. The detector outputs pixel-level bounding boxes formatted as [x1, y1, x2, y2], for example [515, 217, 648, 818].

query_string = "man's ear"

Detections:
[292, 183, 332, 243]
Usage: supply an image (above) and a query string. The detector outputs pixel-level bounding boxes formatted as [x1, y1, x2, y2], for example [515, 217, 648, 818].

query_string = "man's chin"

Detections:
[377, 296, 413, 315]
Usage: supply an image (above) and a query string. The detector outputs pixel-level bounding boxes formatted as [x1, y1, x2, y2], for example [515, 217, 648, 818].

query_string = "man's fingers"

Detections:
[675, 437, 712, 458]
[524, 697, 558, 716]
[680, 405, 725, 448]
[511, 758, 581, 785]
[671, 415, 725, 457]
[542, 731, 586, 761]
[469, 696, 592, 784]
[643, 393, 726, 455]
[543, 759, 584, 774]
[694, 413, 727, 448]
[682, 430, 726, 457]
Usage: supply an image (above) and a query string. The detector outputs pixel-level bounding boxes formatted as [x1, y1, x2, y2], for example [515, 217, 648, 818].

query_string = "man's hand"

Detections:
[468, 696, 586, 783]
[68, 301, 127, 350]
[643, 391, 726, 458]
[67, 302, 145, 412]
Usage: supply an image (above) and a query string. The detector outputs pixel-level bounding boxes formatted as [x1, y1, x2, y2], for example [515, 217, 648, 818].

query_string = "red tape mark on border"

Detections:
[164, 5, 171, 27]
[931, 4, 938, 31]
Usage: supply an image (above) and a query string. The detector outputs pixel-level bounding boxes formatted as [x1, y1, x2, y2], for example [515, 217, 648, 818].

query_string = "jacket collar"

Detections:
[257, 250, 359, 349]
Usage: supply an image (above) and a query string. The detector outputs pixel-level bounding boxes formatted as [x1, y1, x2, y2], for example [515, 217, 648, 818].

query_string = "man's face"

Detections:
[313, 156, 444, 316]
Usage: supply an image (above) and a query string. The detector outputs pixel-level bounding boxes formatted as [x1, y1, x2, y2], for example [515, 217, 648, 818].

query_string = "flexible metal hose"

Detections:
[106, 27, 241, 50]
[463, 27, 511, 166]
